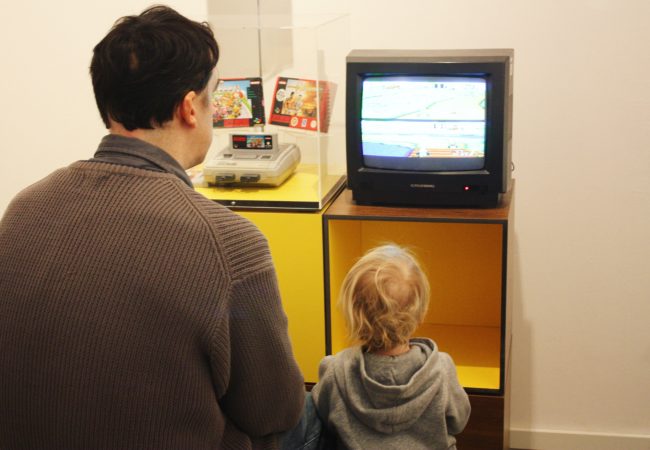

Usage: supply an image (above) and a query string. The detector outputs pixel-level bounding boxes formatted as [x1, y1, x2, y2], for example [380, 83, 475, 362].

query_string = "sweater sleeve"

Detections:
[218, 268, 305, 437]
[442, 354, 471, 435]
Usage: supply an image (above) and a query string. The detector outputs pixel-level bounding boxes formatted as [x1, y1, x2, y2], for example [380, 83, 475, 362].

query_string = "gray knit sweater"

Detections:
[312, 338, 470, 450]
[0, 135, 305, 449]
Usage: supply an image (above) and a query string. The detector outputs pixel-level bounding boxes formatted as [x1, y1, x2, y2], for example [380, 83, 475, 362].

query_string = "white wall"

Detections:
[1, 1, 649, 448]
[0, 0, 206, 213]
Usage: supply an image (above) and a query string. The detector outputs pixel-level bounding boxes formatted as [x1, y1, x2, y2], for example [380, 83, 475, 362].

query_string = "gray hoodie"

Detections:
[311, 338, 470, 450]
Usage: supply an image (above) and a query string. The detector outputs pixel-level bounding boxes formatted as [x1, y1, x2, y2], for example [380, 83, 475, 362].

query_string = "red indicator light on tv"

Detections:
[464, 186, 471, 191]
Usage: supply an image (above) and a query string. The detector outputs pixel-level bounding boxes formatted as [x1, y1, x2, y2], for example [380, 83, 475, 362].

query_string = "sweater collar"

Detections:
[91, 134, 193, 188]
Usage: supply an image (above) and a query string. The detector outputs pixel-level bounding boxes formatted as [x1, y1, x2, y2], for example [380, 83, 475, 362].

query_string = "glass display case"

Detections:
[193, 9, 350, 210]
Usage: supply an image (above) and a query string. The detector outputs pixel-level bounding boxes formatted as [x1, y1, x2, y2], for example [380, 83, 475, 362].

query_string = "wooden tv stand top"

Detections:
[325, 187, 512, 223]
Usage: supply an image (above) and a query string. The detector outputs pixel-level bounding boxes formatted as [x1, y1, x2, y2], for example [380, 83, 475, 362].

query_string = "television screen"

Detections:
[361, 75, 487, 172]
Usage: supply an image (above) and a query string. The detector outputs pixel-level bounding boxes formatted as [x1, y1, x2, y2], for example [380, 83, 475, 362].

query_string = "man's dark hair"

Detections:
[90, 5, 219, 130]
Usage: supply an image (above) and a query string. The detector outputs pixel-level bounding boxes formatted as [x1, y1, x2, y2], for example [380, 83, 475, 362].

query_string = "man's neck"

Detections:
[109, 123, 192, 169]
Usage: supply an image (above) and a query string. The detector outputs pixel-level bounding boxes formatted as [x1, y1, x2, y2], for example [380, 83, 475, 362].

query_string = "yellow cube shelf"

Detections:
[323, 189, 513, 395]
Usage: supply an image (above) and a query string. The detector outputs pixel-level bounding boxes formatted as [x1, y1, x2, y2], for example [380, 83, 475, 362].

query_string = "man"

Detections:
[0, 6, 305, 449]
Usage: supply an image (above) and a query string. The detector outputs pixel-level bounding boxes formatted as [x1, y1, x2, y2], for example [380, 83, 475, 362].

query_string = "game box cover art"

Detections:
[269, 77, 333, 132]
[212, 77, 265, 128]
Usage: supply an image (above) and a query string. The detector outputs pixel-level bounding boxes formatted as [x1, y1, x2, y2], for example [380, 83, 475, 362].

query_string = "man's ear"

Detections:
[178, 91, 198, 127]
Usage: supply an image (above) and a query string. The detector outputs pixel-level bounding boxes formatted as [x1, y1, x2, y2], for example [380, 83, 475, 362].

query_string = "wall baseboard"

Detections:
[510, 428, 650, 450]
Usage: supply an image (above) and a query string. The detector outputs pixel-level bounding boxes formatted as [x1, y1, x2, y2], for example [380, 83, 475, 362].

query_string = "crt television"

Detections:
[346, 49, 513, 207]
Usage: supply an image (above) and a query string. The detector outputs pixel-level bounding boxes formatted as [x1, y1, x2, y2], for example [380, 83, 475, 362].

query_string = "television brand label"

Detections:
[410, 184, 436, 189]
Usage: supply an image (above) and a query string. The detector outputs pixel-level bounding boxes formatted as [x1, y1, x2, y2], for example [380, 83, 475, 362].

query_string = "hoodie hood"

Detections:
[332, 338, 443, 433]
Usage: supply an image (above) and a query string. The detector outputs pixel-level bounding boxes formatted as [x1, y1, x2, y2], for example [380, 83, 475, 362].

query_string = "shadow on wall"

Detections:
[510, 225, 534, 449]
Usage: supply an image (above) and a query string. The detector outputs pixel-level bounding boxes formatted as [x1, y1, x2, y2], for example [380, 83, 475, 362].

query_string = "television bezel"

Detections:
[346, 49, 513, 207]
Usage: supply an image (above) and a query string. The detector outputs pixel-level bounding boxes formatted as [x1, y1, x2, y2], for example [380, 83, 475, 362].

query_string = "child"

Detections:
[311, 244, 471, 450]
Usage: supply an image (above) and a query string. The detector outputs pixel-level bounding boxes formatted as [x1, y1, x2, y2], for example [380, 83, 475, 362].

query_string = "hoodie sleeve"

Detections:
[318, 355, 336, 379]
[442, 353, 471, 435]
[310, 355, 338, 427]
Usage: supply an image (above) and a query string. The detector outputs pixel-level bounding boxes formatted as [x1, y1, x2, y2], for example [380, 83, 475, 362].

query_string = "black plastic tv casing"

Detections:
[346, 49, 513, 208]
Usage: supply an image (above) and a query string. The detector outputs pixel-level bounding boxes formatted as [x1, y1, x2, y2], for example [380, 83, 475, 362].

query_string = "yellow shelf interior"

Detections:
[416, 323, 501, 390]
[327, 218, 504, 391]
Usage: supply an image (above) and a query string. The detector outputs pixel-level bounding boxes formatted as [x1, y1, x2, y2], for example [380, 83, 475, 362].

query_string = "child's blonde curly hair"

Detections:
[339, 244, 430, 352]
